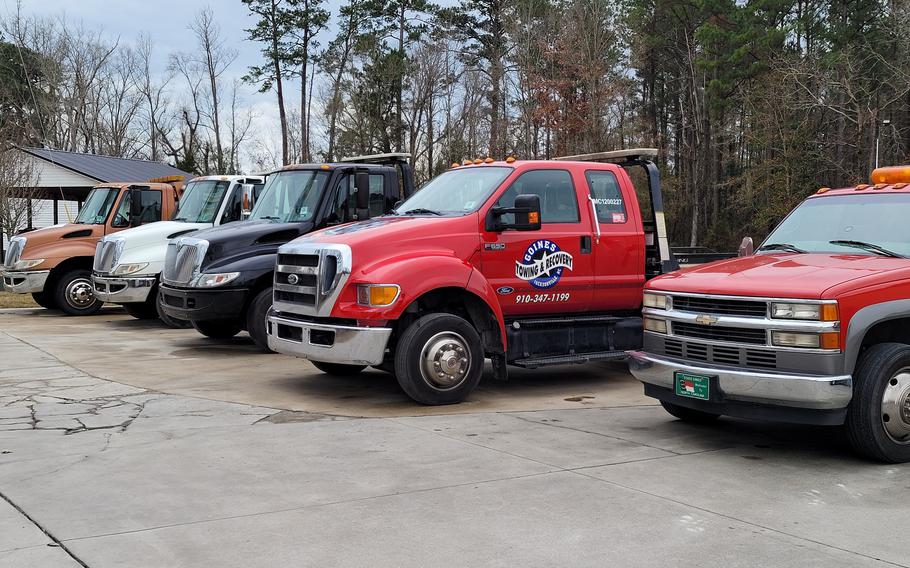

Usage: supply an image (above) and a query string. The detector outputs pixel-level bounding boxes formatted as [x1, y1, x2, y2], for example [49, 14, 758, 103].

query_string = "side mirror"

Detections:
[129, 187, 143, 227]
[240, 184, 255, 220]
[739, 236, 754, 257]
[355, 172, 370, 214]
[487, 194, 542, 232]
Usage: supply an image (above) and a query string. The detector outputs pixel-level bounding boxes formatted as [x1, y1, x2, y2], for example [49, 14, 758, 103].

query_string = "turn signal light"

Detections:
[820, 332, 841, 350]
[872, 166, 910, 185]
[820, 303, 839, 322]
[356, 284, 400, 307]
[528, 212, 540, 224]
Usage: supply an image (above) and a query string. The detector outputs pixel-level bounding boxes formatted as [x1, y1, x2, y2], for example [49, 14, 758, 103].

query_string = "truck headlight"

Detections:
[643, 292, 670, 310]
[111, 263, 149, 276]
[771, 331, 840, 350]
[13, 258, 45, 270]
[192, 272, 240, 288]
[356, 284, 400, 307]
[643, 316, 668, 334]
[770, 302, 838, 321]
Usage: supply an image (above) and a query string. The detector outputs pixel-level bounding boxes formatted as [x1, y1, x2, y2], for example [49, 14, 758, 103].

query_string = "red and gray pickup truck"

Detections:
[630, 165, 910, 463]
[265, 149, 678, 405]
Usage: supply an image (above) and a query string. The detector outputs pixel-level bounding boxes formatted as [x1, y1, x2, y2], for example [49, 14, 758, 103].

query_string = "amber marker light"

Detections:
[821, 303, 839, 322]
[819, 332, 841, 350]
[320, 164, 331, 170]
[505, 156, 516, 163]
[872, 165, 910, 185]
[816, 187, 830, 194]
[893, 183, 908, 189]
[451, 162, 460, 168]
[529, 212, 540, 224]
[484, 157, 494, 164]
[874, 183, 887, 190]
[855, 184, 870, 190]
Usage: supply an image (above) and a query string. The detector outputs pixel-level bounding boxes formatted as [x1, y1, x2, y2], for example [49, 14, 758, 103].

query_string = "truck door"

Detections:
[583, 169, 646, 310]
[480, 168, 594, 316]
[324, 170, 386, 225]
[108, 188, 163, 234]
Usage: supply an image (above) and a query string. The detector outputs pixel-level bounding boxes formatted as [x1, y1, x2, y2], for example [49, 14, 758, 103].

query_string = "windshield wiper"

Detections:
[400, 208, 442, 216]
[757, 243, 808, 254]
[829, 240, 906, 258]
[258, 215, 282, 221]
[173, 217, 188, 222]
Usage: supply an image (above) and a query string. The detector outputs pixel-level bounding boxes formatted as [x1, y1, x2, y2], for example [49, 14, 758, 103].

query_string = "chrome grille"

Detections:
[3, 237, 24, 268]
[273, 243, 352, 317]
[671, 295, 767, 318]
[162, 238, 208, 286]
[672, 321, 767, 345]
[93, 239, 120, 273]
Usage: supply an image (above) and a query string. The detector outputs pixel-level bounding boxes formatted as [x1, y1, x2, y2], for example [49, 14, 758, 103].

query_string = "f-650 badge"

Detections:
[515, 239, 573, 289]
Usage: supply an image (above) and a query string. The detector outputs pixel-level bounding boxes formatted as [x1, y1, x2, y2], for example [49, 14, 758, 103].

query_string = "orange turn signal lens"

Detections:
[528, 212, 540, 224]
[872, 166, 910, 185]
[819, 332, 841, 350]
[820, 303, 839, 322]
[357, 284, 400, 307]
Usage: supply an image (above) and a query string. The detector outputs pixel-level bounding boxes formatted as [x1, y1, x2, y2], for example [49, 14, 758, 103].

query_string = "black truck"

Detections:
[158, 154, 416, 350]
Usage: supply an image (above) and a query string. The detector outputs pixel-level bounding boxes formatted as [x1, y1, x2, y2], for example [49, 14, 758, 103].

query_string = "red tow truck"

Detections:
[630, 165, 910, 463]
[266, 149, 679, 405]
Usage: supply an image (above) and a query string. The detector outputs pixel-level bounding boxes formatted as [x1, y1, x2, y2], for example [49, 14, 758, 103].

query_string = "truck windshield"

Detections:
[249, 170, 328, 223]
[173, 180, 231, 223]
[74, 188, 120, 224]
[761, 194, 910, 257]
[395, 167, 512, 216]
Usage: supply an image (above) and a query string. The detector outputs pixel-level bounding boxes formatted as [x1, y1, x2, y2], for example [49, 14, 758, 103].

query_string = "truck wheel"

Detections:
[846, 343, 910, 463]
[660, 401, 721, 423]
[394, 312, 484, 405]
[155, 290, 191, 329]
[191, 319, 242, 339]
[53, 269, 103, 316]
[246, 287, 272, 352]
[31, 292, 58, 310]
[123, 301, 158, 320]
[311, 361, 367, 376]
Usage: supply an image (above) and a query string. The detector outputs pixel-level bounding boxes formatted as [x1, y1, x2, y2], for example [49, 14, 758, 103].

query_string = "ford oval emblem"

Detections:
[287, 273, 299, 285]
[496, 286, 514, 295]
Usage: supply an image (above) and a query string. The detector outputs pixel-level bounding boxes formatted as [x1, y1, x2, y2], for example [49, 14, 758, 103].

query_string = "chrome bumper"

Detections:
[1, 270, 50, 294]
[92, 274, 157, 303]
[628, 351, 853, 410]
[267, 310, 392, 366]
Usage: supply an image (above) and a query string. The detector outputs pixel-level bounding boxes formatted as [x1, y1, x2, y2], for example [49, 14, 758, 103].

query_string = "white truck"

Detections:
[91, 175, 264, 327]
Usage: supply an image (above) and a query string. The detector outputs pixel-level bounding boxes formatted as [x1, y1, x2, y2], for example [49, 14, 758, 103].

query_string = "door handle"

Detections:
[581, 236, 592, 254]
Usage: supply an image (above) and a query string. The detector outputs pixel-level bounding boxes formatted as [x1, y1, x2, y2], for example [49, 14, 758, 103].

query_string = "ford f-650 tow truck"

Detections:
[158, 154, 415, 350]
[629, 165, 910, 463]
[266, 149, 679, 405]
[91, 175, 264, 327]
[2, 177, 185, 316]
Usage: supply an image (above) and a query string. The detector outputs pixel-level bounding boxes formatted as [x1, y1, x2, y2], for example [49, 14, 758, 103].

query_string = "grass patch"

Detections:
[0, 290, 38, 308]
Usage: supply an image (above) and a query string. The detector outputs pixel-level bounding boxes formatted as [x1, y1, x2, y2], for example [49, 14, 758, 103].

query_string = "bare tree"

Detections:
[136, 33, 171, 161]
[0, 143, 39, 248]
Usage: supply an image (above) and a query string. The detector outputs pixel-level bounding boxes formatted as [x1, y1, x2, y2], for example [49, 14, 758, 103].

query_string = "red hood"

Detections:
[650, 253, 910, 299]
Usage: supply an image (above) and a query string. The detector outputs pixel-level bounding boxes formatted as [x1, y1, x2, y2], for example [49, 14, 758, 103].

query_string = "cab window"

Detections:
[586, 170, 627, 224]
[220, 186, 243, 224]
[112, 189, 162, 227]
[328, 173, 385, 223]
[496, 169, 579, 223]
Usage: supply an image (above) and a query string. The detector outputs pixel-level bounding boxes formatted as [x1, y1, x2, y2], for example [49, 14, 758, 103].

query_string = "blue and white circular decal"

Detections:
[515, 239, 574, 289]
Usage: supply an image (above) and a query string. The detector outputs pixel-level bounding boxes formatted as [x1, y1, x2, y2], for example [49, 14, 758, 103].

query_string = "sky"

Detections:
[3, 0, 349, 169]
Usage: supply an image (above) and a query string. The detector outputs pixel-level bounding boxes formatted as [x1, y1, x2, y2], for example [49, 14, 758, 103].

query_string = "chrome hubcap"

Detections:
[881, 369, 910, 444]
[420, 331, 471, 390]
[66, 278, 96, 309]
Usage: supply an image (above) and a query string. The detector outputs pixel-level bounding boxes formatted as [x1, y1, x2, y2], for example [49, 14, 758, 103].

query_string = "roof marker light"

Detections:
[855, 184, 870, 191]
[463, 160, 472, 166]
[816, 187, 830, 194]
[505, 156, 516, 164]
[474, 158, 483, 165]
[320, 164, 331, 170]
[873, 183, 887, 190]
[484, 157, 494, 164]
[451, 162, 460, 168]
[894, 183, 908, 189]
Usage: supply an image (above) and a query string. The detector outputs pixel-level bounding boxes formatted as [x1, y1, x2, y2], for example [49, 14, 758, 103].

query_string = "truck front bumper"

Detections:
[628, 351, 854, 425]
[158, 285, 249, 322]
[267, 309, 392, 366]
[92, 274, 157, 304]
[1, 270, 50, 294]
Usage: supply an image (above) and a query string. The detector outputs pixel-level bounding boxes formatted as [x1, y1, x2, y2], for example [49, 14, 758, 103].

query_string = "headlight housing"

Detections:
[771, 331, 840, 350]
[770, 302, 838, 321]
[356, 284, 400, 307]
[643, 292, 670, 310]
[643, 316, 668, 334]
[111, 262, 149, 276]
[191, 272, 240, 288]
[13, 258, 45, 270]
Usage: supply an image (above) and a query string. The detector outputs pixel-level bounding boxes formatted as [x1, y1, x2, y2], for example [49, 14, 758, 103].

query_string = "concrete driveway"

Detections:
[0, 308, 906, 567]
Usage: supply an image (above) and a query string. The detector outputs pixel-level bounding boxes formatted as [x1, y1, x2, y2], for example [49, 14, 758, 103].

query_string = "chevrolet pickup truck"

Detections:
[267, 149, 679, 405]
[2, 178, 184, 315]
[630, 165, 910, 463]
[158, 154, 415, 350]
[91, 175, 263, 326]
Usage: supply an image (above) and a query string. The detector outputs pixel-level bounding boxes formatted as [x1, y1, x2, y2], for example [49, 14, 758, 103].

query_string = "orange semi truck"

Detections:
[1, 177, 185, 315]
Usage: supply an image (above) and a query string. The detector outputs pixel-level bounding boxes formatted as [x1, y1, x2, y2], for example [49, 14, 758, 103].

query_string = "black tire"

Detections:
[660, 400, 721, 423]
[311, 361, 367, 376]
[394, 312, 484, 405]
[156, 290, 191, 329]
[53, 269, 103, 316]
[845, 343, 910, 463]
[246, 287, 273, 352]
[191, 319, 242, 339]
[122, 301, 158, 320]
[31, 292, 58, 310]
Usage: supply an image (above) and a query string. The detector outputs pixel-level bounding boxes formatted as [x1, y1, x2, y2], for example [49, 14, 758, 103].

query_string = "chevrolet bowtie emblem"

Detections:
[695, 314, 719, 325]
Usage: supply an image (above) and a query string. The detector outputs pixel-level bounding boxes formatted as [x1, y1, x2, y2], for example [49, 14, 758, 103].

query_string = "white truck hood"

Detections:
[105, 220, 212, 276]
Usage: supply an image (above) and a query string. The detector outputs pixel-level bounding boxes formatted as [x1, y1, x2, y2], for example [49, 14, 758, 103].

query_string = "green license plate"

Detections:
[674, 372, 711, 400]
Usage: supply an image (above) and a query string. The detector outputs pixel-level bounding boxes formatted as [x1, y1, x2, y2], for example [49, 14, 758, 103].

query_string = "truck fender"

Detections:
[844, 299, 910, 374]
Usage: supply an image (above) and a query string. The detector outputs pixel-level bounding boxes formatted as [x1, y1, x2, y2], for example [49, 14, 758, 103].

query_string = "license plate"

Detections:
[674, 372, 711, 400]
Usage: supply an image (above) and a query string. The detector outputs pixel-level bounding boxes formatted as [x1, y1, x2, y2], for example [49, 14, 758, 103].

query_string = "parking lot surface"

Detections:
[0, 307, 907, 567]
